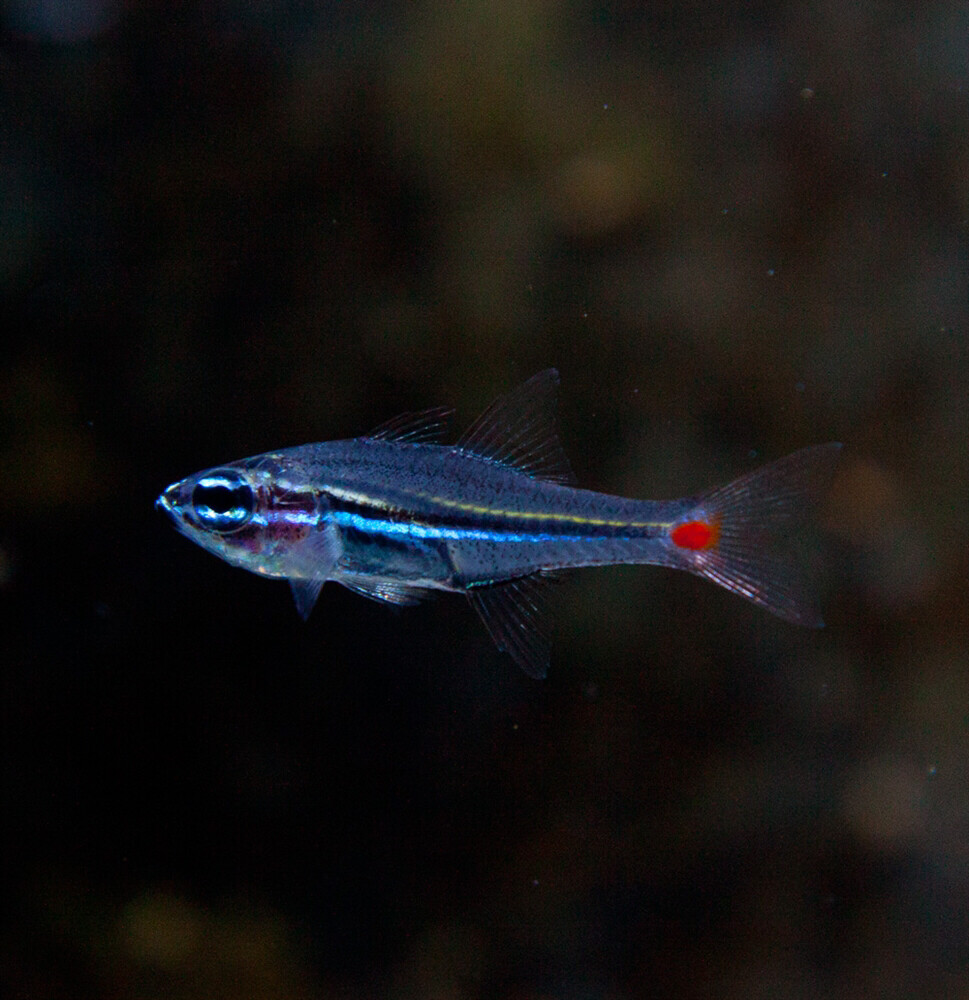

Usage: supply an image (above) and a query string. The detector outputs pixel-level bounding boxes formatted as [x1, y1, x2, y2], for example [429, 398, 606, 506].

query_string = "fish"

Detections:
[156, 370, 841, 677]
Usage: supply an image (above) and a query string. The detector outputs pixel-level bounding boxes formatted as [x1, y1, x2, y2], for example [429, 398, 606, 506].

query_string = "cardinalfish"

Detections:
[157, 370, 841, 677]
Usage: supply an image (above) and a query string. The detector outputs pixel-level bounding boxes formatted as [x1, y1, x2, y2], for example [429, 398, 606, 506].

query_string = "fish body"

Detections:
[157, 370, 841, 677]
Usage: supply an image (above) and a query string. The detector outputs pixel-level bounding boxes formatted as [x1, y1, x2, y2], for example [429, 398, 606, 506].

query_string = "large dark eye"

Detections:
[191, 470, 254, 533]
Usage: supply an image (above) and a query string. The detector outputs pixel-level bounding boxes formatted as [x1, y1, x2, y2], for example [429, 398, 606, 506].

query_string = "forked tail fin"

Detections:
[667, 443, 843, 626]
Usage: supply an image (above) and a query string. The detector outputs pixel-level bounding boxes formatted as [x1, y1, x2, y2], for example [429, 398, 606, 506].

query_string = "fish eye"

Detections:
[191, 471, 254, 533]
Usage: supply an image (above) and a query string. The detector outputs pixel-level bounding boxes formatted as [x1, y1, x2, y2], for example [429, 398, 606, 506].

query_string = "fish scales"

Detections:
[263, 440, 689, 587]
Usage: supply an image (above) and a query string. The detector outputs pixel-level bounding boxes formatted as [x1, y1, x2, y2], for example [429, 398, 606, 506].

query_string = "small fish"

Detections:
[157, 370, 841, 677]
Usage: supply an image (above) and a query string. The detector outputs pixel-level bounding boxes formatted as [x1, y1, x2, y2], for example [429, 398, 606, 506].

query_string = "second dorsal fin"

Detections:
[456, 369, 576, 485]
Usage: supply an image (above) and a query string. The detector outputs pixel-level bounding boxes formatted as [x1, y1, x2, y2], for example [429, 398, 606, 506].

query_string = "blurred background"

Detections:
[2, 1, 967, 997]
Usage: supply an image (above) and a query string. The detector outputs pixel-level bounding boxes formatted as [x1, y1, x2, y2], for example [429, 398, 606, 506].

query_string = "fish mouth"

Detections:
[155, 481, 183, 518]
[156, 482, 199, 542]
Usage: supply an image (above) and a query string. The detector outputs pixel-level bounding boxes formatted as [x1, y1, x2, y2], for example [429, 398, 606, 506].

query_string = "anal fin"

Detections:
[467, 573, 556, 679]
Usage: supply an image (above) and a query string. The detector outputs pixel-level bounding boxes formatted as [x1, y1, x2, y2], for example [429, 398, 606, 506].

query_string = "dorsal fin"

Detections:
[366, 406, 453, 444]
[456, 369, 576, 485]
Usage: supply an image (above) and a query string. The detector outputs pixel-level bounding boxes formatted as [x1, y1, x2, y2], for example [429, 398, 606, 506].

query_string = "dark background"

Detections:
[2, 1, 967, 997]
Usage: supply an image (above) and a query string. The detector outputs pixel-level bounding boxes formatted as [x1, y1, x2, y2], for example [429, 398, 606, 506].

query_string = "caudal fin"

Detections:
[667, 444, 842, 626]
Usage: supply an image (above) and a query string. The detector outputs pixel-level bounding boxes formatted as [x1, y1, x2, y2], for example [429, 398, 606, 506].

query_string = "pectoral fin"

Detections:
[285, 524, 342, 620]
[290, 579, 325, 620]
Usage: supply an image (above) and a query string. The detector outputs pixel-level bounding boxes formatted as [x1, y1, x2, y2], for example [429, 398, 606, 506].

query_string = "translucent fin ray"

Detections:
[456, 369, 576, 485]
[342, 579, 436, 606]
[367, 406, 453, 444]
[290, 579, 324, 620]
[467, 572, 556, 678]
[676, 443, 842, 626]
[283, 528, 342, 579]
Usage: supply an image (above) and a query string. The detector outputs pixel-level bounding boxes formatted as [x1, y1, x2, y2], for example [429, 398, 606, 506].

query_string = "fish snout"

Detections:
[156, 481, 184, 518]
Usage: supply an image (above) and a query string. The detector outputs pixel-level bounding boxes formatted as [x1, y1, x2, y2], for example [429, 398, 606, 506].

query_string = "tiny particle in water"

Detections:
[800, 87, 815, 99]
[795, 382, 805, 392]
[603, 103, 609, 110]
[532, 879, 539, 886]
[927, 765, 937, 777]
[767, 268, 775, 276]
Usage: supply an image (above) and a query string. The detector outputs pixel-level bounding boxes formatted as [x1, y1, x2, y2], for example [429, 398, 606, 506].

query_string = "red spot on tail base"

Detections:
[671, 518, 720, 551]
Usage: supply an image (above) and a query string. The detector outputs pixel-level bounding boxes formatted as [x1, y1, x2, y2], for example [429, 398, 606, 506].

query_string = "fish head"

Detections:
[156, 463, 268, 569]
[158, 452, 333, 576]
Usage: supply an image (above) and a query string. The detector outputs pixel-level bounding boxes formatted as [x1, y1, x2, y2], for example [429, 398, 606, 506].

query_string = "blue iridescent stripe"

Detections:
[331, 509, 614, 544]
